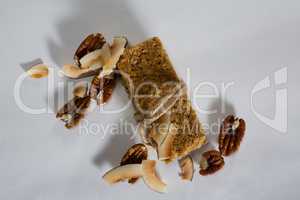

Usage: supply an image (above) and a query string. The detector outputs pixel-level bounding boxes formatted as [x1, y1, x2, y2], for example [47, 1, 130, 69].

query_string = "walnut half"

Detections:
[200, 150, 225, 176]
[219, 115, 246, 156]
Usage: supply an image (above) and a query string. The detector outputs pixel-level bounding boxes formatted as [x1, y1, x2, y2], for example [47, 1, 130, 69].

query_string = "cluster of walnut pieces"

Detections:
[56, 33, 127, 128]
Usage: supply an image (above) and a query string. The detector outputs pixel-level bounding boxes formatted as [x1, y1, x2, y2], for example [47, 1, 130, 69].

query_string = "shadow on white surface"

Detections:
[46, 0, 146, 167]
[206, 98, 235, 146]
[93, 120, 138, 168]
[190, 97, 235, 163]
[20, 58, 44, 71]
[47, 0, 146, 66]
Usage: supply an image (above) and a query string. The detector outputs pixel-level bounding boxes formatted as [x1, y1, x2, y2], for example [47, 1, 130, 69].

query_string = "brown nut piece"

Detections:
[74, 33, 106, 67]
[219, 115, 246, 156]
[56, 96, 91, 129]
[120, 144, 148, 184]
[89, 73, 117, 105]
[200, 150, 224, 176]
[73, 82, 88, 98]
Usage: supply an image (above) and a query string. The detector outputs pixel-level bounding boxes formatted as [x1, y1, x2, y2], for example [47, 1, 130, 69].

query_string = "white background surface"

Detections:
[1, 0, 299, 199]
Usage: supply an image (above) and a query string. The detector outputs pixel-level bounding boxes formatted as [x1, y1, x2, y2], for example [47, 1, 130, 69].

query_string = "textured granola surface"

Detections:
[117, 37, 181, 117]
[118, 37, 206, 160]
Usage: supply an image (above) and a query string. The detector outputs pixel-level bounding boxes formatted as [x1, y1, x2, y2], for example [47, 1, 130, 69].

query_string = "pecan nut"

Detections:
[120, 143, 148, 183]
[199, 150, 224, 176]
[219, 115, 246, 156]
[89, 73, 116, 105]
[56, 96, 91, 129]
[74, 33, 106, 67]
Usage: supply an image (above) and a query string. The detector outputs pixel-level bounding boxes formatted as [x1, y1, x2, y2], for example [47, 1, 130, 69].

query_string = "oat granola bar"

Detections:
[118, 37, 206, 161]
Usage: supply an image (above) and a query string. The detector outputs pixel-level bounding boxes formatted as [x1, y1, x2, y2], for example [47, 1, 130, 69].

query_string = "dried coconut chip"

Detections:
[62, 43, 110, 79]
[102, 160, 167, 193]
[100, 37, 127, 77]
[79, 43, 111, 69]
[178, 155, 194, 181]
[61, 64, 100, 79]
[142, 160, 167, 193]
[27, 65, 49, 79]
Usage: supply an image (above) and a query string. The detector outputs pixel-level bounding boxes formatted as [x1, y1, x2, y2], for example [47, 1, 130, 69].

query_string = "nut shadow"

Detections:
[190, 142, 215, 164]
[191, 98, 235, 164]
[48, 79, 71, 114]
[93, 119, 139, 168]
[206, 97, 235, 146]
[47, 0, 146, 67]
[47, 0, 146, 168]
[20, 58, 43, 71]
